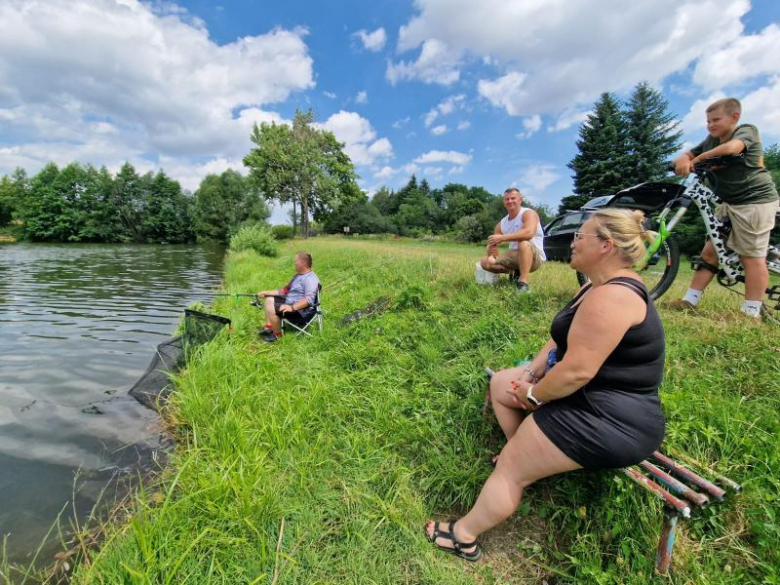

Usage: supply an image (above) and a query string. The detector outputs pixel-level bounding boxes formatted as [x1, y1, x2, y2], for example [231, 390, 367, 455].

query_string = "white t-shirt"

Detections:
[500, 208, 546, 260]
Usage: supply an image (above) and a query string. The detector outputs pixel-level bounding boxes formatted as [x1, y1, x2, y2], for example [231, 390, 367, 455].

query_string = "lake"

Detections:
[0, 243, 225, 567]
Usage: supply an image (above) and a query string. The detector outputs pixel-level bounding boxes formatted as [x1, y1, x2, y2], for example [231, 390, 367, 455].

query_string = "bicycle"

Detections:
[576, 155, 780, 316]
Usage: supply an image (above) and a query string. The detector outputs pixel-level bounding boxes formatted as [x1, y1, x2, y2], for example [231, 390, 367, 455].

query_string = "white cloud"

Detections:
[477, 72, 529, 116]
[386, 39, 461, 85]
[414, 150, 472, 165]
[548, 108, 590, 132]
[355, 90, 368, 104]
[323, 91, 337, 99]
[398, 0, 750, 115]
[0, 0, 313, 181]
[422, 166, 443, 177]
[693, 24, 780, 89]
[456, 120, 471, 131]
[353, 27, 387, 52]
[423, 94, 465, 126]
[392, 116, 411, 129]
[430, 124, 448, 135]
[516, 115, 541, 139]
[517, 164, 561, 196]
[374, 165, 398, 179]
[318, 110, 394, 166]
[448, 165, 464, 174]
[742, 76, 780, 138]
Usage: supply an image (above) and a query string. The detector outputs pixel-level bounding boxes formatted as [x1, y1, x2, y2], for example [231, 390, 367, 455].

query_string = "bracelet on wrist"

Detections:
[523, 368, 539, 382]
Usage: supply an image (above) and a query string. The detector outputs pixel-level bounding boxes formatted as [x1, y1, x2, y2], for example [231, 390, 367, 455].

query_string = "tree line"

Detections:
[320, 174, 553, 241]
[0, 162, 269, 244]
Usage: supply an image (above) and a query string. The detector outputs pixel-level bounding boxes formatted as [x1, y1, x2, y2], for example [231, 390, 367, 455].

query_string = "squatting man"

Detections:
[479, 187, 546, 292]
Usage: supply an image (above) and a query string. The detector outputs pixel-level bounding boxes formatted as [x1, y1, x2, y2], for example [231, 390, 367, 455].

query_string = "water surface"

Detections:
[0, 243, 224, 565]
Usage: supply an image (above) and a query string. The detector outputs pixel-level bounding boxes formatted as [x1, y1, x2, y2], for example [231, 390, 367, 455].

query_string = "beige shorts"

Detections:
[716, 200, 779, 258]
[494, 243, 543, 272]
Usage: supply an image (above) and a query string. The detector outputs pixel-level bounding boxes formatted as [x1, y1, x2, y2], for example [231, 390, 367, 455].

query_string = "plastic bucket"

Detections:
[475, 262, 499, 285]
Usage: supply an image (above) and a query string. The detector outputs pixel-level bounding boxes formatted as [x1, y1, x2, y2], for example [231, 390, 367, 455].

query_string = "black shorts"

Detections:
[274, 298, 312, 326]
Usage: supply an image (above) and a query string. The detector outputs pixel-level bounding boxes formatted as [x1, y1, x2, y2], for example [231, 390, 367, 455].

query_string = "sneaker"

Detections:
[516, 281, 530, 293]
[667, 299, 695, 311]
[259, 329, 279, 341]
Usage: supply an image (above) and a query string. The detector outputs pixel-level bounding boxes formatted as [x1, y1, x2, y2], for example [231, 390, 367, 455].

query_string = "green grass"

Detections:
[38, 236, 778, 584]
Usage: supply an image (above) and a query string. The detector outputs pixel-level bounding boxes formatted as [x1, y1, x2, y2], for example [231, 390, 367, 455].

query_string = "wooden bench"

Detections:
[483, 367, 740, 574]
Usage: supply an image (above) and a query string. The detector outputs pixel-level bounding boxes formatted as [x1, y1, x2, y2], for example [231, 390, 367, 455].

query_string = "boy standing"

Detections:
[671, 97, 779, 320]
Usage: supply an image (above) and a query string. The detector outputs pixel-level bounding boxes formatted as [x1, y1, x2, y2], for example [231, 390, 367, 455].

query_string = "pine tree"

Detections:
[625, 82, 682, 185]
[566, 92, 632, 213]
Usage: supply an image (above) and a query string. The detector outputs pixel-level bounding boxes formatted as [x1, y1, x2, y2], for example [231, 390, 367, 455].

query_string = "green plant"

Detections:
[271, 224, 294, 240]
[228, 224, 278, 257]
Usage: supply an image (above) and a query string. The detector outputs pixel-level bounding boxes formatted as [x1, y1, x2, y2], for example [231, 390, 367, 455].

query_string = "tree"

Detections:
[18, 162, 61, 241]
[322, 194, 392, 234]
[244, 109, 360, 238]
[625, 82, 682, 185]
[566, 92, 633, 212]
[140, 171, 193, 243]
[0, 178, 14, 225]
[765, 143, 780, 190]
[0, 169, 26, 225]
[110, 163, 144, 242]
[193, 169, 268, 243]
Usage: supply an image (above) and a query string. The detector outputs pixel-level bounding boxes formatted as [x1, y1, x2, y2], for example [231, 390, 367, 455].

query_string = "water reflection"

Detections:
[0, 243, 224, 565]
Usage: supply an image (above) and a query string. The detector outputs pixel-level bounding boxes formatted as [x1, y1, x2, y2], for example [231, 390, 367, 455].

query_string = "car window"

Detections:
[559, 212, 587, 230]
[545, 217, 563, 235]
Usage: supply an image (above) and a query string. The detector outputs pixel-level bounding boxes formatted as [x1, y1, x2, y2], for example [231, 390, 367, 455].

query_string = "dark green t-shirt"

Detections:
[690, 124, 779, 205]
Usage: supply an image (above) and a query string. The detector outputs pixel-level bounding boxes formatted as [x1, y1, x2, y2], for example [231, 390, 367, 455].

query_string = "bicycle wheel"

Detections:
[575, 235, 680, 301]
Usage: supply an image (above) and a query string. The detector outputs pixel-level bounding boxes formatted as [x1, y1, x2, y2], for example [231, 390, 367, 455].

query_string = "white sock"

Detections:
[741, 300, 762, 318]
[682, 288, 703, 306]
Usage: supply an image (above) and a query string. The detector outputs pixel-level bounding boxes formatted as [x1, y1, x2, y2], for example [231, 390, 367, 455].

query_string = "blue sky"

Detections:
[1, 0, 779, 223]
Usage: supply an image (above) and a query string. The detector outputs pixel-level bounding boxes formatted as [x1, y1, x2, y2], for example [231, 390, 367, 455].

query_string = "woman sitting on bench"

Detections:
[426, 209, 666, 561]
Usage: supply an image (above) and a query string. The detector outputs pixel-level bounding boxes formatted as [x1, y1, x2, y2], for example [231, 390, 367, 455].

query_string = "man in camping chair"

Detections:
[256, 252, 320, 343]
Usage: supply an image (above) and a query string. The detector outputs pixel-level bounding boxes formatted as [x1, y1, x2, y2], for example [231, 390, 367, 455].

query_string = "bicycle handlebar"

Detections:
[665, 153, 745, 176]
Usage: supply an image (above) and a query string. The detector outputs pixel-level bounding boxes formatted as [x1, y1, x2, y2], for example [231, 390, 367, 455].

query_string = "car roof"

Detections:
[580, 195, 614, 210]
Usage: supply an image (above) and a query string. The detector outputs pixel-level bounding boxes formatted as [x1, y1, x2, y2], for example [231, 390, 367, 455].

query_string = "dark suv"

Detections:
[543, 195, 613, 262]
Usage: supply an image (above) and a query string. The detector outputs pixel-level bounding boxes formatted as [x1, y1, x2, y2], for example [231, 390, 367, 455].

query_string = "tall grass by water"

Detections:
[17, 236, 776, 584]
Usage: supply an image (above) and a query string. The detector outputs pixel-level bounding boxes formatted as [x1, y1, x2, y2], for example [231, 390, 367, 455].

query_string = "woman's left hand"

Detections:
[506, 379, 538, 411]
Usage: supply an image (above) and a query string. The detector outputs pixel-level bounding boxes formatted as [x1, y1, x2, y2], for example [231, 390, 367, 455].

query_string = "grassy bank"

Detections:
[53, 236, 779, 584]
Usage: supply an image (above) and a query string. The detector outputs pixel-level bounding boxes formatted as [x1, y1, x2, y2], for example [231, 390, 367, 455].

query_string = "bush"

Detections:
[229, 224, 278, 257]
[454, 214, 486, 243]
[272, 224, 294, 240]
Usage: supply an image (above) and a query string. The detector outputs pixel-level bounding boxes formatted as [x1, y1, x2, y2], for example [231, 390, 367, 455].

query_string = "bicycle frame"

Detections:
[640, 174, 744, 283]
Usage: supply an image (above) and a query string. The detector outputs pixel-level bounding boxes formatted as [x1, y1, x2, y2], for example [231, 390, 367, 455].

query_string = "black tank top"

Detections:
[550, 277, 665, 395]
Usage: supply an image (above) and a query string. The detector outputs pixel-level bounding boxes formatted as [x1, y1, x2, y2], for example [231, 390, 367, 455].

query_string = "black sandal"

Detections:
[425, 520, 482, 562]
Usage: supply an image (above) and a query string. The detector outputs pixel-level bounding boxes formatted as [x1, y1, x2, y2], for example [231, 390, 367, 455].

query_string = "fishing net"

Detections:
[129, 309, 230, 410]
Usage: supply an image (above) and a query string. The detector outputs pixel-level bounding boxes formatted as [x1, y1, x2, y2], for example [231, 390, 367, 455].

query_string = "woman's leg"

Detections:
[427, 415, 580, 549]
[490, 367, 527, 440]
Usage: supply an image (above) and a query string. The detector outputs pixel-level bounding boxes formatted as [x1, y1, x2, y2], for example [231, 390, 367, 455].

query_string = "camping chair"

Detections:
[282, 284, 323, 337]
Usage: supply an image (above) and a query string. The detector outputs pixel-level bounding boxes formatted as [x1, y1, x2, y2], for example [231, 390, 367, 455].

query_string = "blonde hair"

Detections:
[706, 97, 741, 116]
[591, 209, 655, 265]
